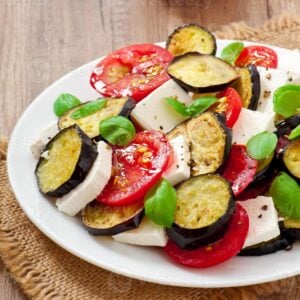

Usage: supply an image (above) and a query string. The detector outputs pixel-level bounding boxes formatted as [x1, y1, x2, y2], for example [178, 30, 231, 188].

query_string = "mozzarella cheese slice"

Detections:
[56, 141, 112, 216]
[257, 67, 300, 115]
[232, 108, 276, 145]
[130, 79, 192, 133]
[163, 135, 190, 186]
[30, 121, 59, 159]
[238, 196, 280, 248]
[112, 217, 168, 247]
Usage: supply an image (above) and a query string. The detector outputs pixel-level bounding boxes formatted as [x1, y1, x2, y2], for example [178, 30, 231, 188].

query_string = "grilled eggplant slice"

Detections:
[254, 152, 275, 182]
[167, 53, 239, 93]
[275, 114, 300, 137]
[281, 218, 300, 240]
[58, 97, 136, 139]
[166, 175, 235, 249]
[187, 112, 231, 176]
[232, 64, 260, 110]
[282, 138, 300, 180]
[167, 112, 231, 176]
[35, 125, 97, 197]
[166, 24, 217, 56]
[239, 235, 294, 256]
[82, 201, 144, 235]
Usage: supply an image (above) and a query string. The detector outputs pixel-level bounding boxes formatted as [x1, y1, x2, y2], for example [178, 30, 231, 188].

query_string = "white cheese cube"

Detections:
[112, 217, 168, 247]
[56, 141, 112, 216]
[257, 67, 300, 114]
[30, 121, 59, 159]
[130, 79, 192, 133]
[238, 196, 280, 248]
[232, 108, 275, 145]
[163, 135, 190, 186]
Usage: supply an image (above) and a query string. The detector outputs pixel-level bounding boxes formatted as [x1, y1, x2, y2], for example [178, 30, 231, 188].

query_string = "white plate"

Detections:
[7, 40, 300, 288]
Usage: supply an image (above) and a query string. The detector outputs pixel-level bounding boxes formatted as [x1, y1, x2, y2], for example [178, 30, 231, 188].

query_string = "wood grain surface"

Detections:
[1, 0, 300, 299]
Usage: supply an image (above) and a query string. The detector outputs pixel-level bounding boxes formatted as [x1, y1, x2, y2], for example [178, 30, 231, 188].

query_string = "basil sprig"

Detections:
[288, 124, 300, 140]
[246, 131, 278, 160]
[220, 42, 244, 65]
[273, 84, 300, 117]
[53, 93, 81, 117]
[144, 179, 177, 228]
[270, 172, 300, 219]
[165, 96, 218, 117]
[99, 116, 136, 146]
[71, 98, 107, 120]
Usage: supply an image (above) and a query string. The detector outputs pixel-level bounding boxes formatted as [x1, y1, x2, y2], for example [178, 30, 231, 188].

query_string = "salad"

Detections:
[31, 24, 300, 268]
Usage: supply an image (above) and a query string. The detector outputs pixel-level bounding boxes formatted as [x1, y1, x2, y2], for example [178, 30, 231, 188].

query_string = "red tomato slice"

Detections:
[97, 131, 171, 206]
[222, 145, 258, 196]
[164, 204, 249, 268]
[216, 87, 243, 128]
[90, 44, 173, 101]
[235, 45, 278, 68]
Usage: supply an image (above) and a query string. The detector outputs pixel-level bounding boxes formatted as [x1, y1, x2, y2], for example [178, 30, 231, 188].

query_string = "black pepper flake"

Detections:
[159, 125, 163, 130]
[181, 158, 184, 161]
[263, 90, 271, 98]
[258, 214, 263, 219]
[265, 73, 272, 80]
[261, 205, 268, 211]
[176, 164, 179, 169]
[288, 76, 293, 81]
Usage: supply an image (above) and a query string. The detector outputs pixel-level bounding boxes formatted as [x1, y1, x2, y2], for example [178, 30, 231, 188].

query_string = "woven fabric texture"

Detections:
[1, 13, 300, 300]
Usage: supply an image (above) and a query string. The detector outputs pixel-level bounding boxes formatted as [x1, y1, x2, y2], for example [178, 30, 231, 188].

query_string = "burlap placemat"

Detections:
[1, 13, 300, 300]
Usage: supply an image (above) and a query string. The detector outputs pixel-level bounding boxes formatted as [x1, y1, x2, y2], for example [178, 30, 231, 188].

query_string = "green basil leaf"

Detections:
[165, 97, 189, 116]
[246, 131, 278, 160]
[186, 96, 218, 117]
[53, 93, 81, 117]
[220, 42, 244, 65]
[165, 96, 218, 117]
[144, 179, 177, 228]
[270, 172, 300, 219]
[71, 99, 107, 120]
[288, 124, 300, 140]
[99, 116, 136, 146]
[273, 84, 300, 117]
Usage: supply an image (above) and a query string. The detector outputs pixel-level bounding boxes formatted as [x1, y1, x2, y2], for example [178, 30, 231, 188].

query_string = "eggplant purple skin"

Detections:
[275, 114, 300, 137]
[247, 64, 261, 110]
[215, 113, 232, 174]
[253, 154, 277, 183]
[119, 97, 136, 116]
[166, 192, 235, 249]
[277, 142, 300, 183]
[82, 209, 144, 236]
[166, 23, 217, 56]
[35, 125, 98, 197]
[168, 52, 239, 93]
[238, 235, 294, 256]
[279, 220, 300, 240]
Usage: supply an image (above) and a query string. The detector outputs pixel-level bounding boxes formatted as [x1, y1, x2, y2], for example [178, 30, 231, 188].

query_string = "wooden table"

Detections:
[1, 0, 300, 299]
